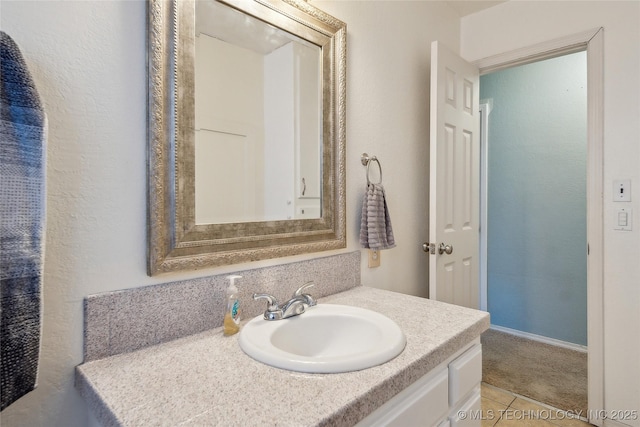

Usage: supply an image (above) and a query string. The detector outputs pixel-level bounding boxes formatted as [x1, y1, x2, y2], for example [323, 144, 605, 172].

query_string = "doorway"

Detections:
[428, 28, 604, 423]
[478, 51, 589, 413]
[480, 51, 588, 347]
[473, 28, 604, 425]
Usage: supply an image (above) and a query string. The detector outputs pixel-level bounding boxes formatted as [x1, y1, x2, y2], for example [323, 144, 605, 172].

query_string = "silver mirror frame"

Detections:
[147, 0, 347, 275]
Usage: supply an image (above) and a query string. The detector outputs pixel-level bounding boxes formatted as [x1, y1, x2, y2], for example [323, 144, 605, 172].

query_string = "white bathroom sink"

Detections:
[238, 304, 406, 373]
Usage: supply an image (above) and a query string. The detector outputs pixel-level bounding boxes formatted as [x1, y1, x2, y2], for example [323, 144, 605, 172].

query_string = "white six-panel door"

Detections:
[428, 41, 480, 309]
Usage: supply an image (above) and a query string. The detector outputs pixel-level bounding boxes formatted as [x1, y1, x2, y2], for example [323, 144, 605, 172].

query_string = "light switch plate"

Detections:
[614, 208, 632, 231]
[368, 249, 381, 268]
[613, 180, 631, 202]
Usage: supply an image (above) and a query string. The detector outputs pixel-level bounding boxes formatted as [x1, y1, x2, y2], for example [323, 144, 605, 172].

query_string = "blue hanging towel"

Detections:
[1, 31, 47, 411]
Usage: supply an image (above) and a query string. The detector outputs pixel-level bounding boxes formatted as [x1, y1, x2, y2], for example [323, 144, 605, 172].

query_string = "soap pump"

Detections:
[223, 275, 242, 336]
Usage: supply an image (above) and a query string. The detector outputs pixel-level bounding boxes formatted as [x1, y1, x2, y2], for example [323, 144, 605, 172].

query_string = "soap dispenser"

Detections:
[223, 275, 242, 336]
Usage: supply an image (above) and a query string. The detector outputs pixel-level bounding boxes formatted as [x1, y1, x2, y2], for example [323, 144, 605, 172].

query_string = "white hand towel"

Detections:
[359, 183, 396, 250]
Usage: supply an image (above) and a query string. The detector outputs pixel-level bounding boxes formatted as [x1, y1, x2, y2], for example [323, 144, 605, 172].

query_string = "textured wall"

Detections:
[480, 52, 587, 345]
[1, 2, 149, 425]
[314, 0, 461, 298]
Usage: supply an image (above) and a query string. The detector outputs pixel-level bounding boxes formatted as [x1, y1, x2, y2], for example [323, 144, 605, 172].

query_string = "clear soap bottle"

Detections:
[223, 275, 242, 336]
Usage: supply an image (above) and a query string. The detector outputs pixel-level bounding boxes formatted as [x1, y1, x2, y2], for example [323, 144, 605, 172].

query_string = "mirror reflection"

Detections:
[194, 0, 322, 224]
[147, 0, 346, 275]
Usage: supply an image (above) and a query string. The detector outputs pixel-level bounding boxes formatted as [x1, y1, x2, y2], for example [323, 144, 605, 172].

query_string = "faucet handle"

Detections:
[293, 282, 316, 306]
[293, 282, 314, 296]
[253, 293, 283, 320]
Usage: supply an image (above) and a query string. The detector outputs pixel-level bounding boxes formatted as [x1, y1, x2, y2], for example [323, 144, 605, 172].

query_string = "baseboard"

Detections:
[489, 325, 588, 353]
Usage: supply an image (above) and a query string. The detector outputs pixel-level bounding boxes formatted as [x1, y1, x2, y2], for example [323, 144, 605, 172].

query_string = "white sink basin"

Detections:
[238, 304, 406, 373]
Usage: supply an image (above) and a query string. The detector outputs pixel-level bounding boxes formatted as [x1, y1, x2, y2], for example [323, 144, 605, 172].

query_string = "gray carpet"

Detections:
[481, 328, 588, 414]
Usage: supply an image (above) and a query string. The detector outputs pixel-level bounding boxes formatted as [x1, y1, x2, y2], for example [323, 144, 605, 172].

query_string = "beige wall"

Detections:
[461, 1, 640, 424]
[0, 1, 460, 425]
[2, 2, 149, 425]
[314, 0, 461, 297]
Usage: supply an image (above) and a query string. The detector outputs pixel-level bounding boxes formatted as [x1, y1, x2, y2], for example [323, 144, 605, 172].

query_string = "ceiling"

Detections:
[196, 0, 299, 54]
[444, 0, 507, 17]
[196, 0, 508, 53]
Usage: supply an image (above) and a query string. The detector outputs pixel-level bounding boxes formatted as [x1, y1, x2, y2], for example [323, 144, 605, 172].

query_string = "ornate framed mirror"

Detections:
[147, 0, 346, 275]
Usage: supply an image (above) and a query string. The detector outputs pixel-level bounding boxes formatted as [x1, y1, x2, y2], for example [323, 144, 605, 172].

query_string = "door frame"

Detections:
[478, 102, 490, 312]
[472, 27, 604, 424]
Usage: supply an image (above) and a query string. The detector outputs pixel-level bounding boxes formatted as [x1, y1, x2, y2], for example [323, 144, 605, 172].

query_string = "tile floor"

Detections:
[481, 383, 594, 427]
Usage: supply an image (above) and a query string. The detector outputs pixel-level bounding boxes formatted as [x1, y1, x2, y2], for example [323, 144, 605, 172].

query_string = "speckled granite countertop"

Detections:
[76, 286, 489, 427]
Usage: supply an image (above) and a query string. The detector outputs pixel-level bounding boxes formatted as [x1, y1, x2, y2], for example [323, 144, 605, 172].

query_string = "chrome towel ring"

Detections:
[361, 153, 383, 185]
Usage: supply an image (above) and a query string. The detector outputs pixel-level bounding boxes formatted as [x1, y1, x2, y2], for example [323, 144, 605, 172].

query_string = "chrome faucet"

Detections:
[292, 281, 317, 306]
[253, 282, 317, 321]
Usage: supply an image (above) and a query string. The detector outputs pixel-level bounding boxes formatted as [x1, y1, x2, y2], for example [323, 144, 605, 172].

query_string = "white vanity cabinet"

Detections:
[357, 339, 482, 427]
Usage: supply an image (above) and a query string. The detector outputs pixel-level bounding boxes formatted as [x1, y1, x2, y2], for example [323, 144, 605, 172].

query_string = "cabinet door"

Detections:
[450, 388, 481, 427]
[357, 368, 449, 427]
[449, 344, 482, 406]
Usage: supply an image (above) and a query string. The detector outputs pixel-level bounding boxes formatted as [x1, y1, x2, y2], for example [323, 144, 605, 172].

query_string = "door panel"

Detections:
[429, 41, 480, 309]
